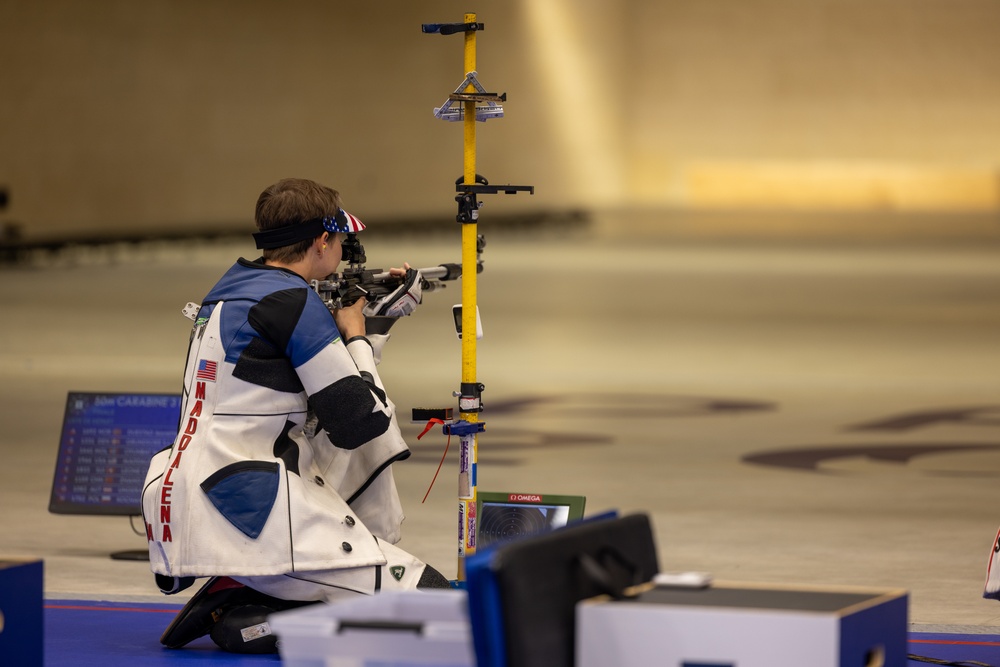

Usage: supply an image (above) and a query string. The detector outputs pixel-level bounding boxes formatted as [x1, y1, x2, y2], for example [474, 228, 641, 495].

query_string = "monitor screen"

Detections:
[49, 391, 181, 516]
[476, 492, 586, 550]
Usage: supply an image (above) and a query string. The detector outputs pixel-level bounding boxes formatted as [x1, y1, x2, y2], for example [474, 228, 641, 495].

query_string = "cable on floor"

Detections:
[908, 653, 994, 667]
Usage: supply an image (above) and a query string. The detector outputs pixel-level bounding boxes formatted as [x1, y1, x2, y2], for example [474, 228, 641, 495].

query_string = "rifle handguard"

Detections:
[311, 260, 476, 312]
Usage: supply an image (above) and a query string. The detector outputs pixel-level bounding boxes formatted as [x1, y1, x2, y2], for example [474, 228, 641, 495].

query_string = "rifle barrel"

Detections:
[368, 261, 477, 283]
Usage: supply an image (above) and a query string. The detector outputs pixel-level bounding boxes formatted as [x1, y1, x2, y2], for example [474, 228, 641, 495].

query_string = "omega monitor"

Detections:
[476, 492, 586, 550]
[49, 391, 181, 558]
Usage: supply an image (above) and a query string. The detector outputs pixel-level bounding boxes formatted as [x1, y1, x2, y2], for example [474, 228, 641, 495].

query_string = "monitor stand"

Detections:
[108, 515, 150, 560]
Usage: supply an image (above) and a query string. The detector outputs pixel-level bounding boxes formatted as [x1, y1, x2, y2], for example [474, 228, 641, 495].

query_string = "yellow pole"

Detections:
[458, 12, 479, 580]
[462, 13, 478, 391]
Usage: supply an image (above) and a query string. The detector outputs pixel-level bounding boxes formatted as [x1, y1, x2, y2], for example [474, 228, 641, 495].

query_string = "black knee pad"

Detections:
[417, 564, 452, 589]
[210, 604, 281, 654]
[160, 576, 249, 649]
[209, 597, 321, 654]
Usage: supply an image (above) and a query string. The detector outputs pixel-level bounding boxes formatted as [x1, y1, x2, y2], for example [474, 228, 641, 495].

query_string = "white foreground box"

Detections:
[269, 589, 474, 667]
[577, 582, 908, 667]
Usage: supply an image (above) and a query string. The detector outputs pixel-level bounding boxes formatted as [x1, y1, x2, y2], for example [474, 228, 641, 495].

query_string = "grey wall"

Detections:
[2, 0, 999, 238]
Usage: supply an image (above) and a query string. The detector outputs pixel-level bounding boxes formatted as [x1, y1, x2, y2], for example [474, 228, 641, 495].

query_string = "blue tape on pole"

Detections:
[443, 420, 486, 436]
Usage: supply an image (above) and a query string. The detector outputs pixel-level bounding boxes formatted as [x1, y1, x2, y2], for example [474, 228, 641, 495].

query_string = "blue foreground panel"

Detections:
[1, 560, 44, 666]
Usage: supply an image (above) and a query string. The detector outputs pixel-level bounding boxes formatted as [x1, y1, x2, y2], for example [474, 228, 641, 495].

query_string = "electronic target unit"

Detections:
[475, 492, 586, 550]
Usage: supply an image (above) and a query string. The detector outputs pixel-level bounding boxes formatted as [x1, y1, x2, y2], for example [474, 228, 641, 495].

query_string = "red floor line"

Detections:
[910, 638, 1000, 647]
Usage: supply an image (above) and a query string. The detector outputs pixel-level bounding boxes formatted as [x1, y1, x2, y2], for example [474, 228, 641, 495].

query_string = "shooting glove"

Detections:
[363, 268, 422, 319]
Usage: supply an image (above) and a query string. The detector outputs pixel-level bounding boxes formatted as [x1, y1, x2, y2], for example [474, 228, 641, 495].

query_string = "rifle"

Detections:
[310, 232, 484, 334]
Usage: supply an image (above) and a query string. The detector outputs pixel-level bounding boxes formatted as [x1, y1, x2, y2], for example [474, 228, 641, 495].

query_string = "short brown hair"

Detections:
[255, 178, 342, 263]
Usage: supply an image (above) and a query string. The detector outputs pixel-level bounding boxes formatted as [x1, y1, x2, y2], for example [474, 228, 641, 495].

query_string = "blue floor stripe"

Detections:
[909, 632, 1000, 666]
[44, 600, 1000, 667]
[45, 600, 279, 666]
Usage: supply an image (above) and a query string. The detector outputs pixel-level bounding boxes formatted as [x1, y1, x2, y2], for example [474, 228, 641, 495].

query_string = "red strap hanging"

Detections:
[417, 419, 450, 503]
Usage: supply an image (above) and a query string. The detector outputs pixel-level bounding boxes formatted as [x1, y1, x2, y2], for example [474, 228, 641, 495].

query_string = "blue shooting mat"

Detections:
[44, 599, 1000, 666]
[45, 599, 279, 666]
[908, 631, 1000, 665]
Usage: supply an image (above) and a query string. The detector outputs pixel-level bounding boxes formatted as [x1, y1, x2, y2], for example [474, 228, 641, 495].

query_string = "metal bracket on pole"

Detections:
[434, 71, 505, 122]
[421, 22, 484, 35]
[453, 382, 485, 414]
[455, 175, 534, 223]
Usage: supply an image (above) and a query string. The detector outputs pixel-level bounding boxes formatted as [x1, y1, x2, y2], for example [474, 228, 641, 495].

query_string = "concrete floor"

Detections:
[2, 216, 999, 631]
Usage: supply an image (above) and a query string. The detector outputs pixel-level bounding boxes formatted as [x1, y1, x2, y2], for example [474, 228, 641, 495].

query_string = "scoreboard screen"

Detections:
[49, 392, 181, 516]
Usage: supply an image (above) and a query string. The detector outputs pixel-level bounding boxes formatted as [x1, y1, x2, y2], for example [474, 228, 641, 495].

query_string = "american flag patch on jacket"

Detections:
[196, 359, 218, 382]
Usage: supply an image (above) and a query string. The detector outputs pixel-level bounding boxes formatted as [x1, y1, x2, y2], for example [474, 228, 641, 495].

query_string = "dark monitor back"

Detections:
[49, 391, 181, 516]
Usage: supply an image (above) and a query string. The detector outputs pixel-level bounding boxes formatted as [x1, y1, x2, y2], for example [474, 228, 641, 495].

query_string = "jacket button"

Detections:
[314, 476, 324, 486]
[342, 542, 353, 553]
[345, 515, 356, 527]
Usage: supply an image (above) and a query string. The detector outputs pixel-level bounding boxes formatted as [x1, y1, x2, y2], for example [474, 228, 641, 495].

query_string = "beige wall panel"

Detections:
[2, 0, 999, 237]
[0, 1, 556, 236]
[624, 0, 1000, 210]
